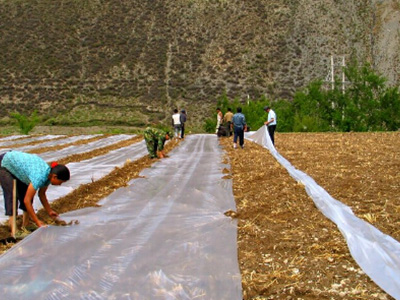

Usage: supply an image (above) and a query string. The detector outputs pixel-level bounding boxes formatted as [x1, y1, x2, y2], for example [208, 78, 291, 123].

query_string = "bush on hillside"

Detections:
[10, 111, 40, 134]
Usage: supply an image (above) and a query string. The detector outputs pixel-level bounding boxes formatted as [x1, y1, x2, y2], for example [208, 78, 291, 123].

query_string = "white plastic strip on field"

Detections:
[39, 134, 135, 162]
[3, 134, 102, 152]
[0, 135, 65, 148]
[43, 139, 147, 201]
[0, 134, 242, 299]
[247, 126, 400, 300]
[0, 135, 25, 142]
[0, 135, 143, 223]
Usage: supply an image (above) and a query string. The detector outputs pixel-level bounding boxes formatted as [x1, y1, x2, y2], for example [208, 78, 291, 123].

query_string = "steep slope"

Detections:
[0, 0, 398, 127]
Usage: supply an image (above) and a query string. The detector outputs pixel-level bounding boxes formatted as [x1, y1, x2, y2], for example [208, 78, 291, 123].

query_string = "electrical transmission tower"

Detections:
[325, 55, 347, 94]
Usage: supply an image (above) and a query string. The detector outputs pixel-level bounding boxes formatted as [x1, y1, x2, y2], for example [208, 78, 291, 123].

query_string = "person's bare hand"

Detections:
[37, 220, 47, 228]
[48, 209, 59, 219]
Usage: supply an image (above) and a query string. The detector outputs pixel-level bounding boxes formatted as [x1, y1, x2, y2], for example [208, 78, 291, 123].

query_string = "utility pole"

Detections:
[326, 55, 347, 94]
[342, 56, 346, 95]
[331, 55, 335, 90]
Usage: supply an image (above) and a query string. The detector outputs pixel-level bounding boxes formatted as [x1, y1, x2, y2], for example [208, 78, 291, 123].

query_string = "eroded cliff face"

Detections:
[373, 0, 400, 84]
[0, 0, 398, 126]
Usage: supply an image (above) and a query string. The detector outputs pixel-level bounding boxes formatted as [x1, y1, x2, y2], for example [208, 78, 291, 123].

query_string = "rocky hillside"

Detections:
[0, 0, 399, 128]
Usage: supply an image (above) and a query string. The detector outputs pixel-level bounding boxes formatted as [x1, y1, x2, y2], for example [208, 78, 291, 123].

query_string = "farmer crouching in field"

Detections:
[144, 127, 170, 159]
[0, 151, 70, 233]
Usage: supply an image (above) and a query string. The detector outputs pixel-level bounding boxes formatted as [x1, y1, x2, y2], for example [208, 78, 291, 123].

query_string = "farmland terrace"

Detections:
[0, 131, 399, 299]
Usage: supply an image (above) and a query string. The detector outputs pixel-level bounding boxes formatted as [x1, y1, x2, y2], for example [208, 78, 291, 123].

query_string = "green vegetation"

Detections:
[205, 62, 400, 133]
[10, 111, 40, 134]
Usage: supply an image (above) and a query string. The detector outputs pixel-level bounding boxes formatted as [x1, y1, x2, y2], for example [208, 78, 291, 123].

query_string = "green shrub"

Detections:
[10, 111, 41, 134]
[203, 118, 217, 133]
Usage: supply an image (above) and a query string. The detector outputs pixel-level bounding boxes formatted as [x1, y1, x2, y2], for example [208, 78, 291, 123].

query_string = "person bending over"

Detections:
[0, 150, 70, 232]
[144, 127, 170, 159]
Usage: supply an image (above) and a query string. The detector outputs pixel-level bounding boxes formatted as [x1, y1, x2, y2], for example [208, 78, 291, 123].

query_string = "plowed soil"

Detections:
[1, 132, 399, 300]
[220, 132, 399, 300]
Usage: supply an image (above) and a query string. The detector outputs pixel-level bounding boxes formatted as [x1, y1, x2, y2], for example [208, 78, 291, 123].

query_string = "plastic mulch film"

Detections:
[247, 126, 400, 300]
[0, 136, 144, 223]
[39, 134, 135, 162]
[0, 135, 66, 148]
[11, 134, 102, 152]
[0, 134, 242, 300]
[0, 135, 25, 143]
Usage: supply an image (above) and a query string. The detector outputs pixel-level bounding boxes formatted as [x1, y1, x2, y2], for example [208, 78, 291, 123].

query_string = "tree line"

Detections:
[205, 61, 400, 132]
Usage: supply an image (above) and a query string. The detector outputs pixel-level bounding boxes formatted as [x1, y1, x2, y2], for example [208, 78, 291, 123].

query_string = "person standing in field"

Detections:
[216, 107, 223, 134]
[264, 106, 277, 145]
[223, 108, 234, 137]
[0, 150, 70, 233]
[232, 107, 247, 149]
[144, 127, 170, 159]
[171, 109, 182, 139]
[180, 109, 187, 139]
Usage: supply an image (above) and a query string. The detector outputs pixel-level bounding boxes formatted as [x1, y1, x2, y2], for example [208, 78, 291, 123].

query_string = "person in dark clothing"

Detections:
[231, 107, 247, 149]
[180, 109, 187, 139]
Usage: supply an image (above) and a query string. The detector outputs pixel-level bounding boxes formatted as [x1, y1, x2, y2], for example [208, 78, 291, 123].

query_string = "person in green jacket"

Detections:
[143, 127, 170, 159]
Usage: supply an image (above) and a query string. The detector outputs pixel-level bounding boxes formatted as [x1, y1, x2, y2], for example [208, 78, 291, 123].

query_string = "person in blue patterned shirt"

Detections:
[0, 151, 70, 231]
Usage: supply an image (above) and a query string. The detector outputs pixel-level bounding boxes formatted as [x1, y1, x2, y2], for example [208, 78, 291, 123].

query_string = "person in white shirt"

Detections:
[171, 109, 182, 138]
[215, 108, 223, 134]
[264, 106, 277, 145]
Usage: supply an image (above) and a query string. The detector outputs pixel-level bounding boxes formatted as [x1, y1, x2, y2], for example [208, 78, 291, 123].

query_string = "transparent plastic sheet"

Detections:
[0, 135, 65, 148]
[0, 136, 142, 223]
[11, 134, 102, 152]
[247, 126, 400, 299]
[0, 135, 25, 143]
[0, 134, 242, 300]
[39, 134, 135, 162]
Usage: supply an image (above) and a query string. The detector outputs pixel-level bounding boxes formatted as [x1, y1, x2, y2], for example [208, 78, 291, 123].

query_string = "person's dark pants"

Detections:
[226, 121, 232, 137]
[0, 153, 29, 216]
[267, 125, 276, 145]
[233, 126, 244, 147]
[181, 124, 185, 138]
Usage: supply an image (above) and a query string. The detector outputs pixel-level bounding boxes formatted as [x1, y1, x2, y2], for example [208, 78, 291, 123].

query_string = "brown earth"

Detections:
[0, 132, 399, 299]
[220, 132, 399, 299]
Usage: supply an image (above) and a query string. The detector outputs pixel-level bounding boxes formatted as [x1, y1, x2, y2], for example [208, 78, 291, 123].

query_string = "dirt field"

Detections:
[0, 132, 399, 299]
[220, 132, 399, 300]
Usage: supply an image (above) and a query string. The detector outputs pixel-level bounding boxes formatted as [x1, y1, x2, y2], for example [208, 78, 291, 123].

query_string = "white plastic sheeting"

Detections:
[0, 135, 25, 142]
[0, 135, 65, 148]
[247, 126, 400, 300]
[0, 135, 142, 223]
[0, 134, 242, 299]
[39, 134, 135, 162]
[43, 139, 147, 201]
[7, 134, 102, 152]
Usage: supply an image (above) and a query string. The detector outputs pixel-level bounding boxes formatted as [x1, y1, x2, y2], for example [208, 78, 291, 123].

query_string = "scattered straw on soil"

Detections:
[220, 132, 397, 300]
